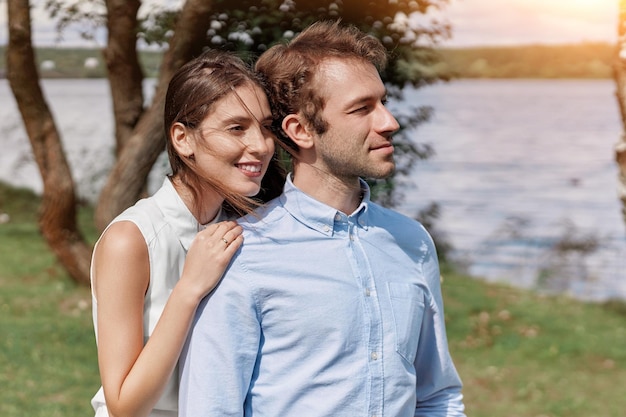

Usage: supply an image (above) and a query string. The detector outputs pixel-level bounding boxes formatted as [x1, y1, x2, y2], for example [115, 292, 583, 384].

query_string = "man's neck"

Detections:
[292, 164, 363, 214]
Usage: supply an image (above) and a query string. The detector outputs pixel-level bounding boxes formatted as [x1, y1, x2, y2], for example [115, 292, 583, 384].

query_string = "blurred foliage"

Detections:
[33, 0, 453, 209]
[37, 0, 452, 86]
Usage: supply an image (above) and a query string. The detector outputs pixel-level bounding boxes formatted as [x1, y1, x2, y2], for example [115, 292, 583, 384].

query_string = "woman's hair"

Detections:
[255, 20, 388, 153]
[164, 49, 285, 216]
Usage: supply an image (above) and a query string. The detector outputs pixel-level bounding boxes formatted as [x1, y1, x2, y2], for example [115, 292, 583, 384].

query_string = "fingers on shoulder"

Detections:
[205, 220, 241, 234]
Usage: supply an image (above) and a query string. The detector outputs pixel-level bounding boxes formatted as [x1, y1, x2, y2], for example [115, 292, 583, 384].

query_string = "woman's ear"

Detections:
[170, 122, 194, 157]
[282, 114, 314, 150]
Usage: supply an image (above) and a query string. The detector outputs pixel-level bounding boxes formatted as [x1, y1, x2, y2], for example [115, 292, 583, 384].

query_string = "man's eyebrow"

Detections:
[344, 91, 389, 109]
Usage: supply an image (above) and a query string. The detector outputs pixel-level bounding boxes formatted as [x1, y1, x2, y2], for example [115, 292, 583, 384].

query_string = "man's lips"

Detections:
[370, 142, 394, 153]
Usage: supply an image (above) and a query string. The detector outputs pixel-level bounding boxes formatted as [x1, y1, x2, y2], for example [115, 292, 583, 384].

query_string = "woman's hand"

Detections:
[93, 220, 244, 417]
[180, 220, 244, 300]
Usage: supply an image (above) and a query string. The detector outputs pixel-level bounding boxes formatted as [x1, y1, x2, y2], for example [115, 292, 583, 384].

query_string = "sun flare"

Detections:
[541, 0, 615, 16]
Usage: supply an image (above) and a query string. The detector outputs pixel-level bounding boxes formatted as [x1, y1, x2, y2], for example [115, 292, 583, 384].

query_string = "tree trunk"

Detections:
[103, 0, 144, 155]
[7, 0, 91, 285]
[95, 0, 216, 231]
[615, 0, 626, 225]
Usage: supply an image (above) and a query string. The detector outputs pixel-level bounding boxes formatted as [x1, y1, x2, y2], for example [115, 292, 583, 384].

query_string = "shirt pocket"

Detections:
[387, 282, 426, 363]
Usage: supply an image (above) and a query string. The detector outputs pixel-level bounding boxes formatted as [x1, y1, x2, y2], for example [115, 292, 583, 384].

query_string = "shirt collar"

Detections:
[279, 174, 370, 236]
[153, 177, 220, 250]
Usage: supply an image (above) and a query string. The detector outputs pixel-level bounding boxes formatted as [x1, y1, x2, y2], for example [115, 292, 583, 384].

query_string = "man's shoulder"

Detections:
[367, 202, 434, 242]
[368, 202, 422, 227]
[237, 197, 289, 236]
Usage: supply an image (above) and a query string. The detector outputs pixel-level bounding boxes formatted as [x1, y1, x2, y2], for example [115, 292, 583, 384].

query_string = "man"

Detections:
[179, 20, 466, 417]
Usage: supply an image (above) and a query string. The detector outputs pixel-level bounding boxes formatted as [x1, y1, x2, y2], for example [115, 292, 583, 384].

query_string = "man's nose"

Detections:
[376, 104, 400, 134]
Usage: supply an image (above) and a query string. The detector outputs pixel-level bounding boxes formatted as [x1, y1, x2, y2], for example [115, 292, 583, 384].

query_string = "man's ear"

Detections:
[170, 122, 194, 157]
[282, 114, 314, 150]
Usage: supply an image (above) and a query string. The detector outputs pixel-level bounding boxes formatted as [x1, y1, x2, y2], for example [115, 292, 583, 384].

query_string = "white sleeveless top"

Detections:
[90, 177, 220, 417]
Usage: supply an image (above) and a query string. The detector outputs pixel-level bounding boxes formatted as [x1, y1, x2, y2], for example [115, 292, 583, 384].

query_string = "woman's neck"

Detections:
[169, 176, 224, 225]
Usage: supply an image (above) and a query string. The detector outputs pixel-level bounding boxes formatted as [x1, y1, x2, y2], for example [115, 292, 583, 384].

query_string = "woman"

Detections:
[90, 50, 285, 417]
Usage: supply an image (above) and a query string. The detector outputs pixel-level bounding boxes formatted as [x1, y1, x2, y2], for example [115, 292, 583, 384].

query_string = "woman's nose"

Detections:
[246, 126, 273, 155]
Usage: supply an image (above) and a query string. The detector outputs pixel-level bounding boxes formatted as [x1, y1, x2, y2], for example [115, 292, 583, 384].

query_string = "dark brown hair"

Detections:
[164, 49, 285, 216]
[255, 20, 388, 153]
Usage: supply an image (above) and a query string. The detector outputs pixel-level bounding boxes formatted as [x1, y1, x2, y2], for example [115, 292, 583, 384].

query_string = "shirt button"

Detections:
[334, 213, 341, 221]
[323, 225, 331, 232]
[349, 234, 354, 241]
[365, 288, 371, 297]
[371, 352, 378, 360]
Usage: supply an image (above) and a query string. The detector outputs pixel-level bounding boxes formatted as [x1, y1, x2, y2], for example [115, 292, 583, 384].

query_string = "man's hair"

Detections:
[255, 20, 388, 153]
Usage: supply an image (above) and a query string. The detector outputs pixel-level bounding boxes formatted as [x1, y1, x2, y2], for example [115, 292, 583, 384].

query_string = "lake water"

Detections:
[396, 79, 626, 302]
[1, 78, 625, 302]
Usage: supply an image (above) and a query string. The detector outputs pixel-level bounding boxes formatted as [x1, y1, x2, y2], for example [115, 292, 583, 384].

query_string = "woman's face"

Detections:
[190, 82, 275, 197]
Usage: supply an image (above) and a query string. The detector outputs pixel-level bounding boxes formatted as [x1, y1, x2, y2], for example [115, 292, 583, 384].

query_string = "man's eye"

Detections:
[228, 125, 245, 132]
[349, 106, 369, 114]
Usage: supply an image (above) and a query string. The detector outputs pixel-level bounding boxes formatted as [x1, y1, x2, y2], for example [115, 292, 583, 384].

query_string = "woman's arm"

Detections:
[93, 220, 242, 417]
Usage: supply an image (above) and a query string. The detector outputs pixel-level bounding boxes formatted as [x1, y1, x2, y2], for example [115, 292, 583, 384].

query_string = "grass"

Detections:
[0, 46, 163, 78]
[1, 181, 625, 416]
[442, 265, 626, 416]
[437, 42, 615, 79]
[0, 182, 100, 416]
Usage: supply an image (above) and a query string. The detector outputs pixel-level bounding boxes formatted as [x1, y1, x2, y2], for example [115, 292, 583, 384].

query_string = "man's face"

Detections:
[311, 58, 400, 181]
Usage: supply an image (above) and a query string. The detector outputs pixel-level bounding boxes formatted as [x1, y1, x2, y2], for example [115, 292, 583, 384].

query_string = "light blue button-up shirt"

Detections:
[179, 176, 465, 417]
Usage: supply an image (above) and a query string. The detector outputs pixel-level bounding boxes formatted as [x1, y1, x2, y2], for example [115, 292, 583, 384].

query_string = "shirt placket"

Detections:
[346, 214, 384, 417]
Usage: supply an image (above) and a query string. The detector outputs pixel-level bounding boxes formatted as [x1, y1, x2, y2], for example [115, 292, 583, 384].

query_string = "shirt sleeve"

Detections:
[178, 259, 260, 417]
[414, 231, 466, 417]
